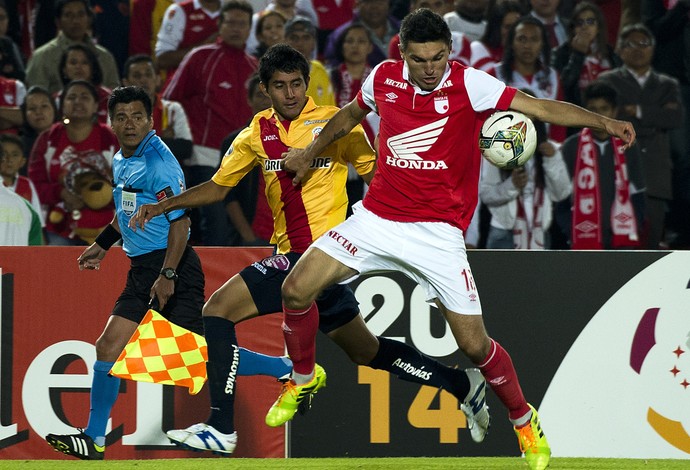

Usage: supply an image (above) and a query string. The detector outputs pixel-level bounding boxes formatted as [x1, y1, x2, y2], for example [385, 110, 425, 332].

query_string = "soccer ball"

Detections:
[478, 111, 537, 169]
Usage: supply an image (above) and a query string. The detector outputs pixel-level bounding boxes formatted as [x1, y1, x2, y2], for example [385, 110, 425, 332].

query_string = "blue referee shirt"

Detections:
[112, 130, 188, 257]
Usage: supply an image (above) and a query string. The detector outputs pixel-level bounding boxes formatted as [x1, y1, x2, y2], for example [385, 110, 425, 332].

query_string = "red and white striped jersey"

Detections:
[356, 60, 516, 231]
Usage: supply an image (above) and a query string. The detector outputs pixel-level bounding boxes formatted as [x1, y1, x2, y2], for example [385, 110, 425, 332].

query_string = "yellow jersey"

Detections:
[213, 97, 375, 254]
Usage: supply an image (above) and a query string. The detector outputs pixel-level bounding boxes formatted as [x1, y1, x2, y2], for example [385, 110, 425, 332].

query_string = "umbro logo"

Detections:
[575, 220, 598, 233]
[385, 92, 398, 102]
[219, 81, 232, 89]
[489, 376, 506, 386]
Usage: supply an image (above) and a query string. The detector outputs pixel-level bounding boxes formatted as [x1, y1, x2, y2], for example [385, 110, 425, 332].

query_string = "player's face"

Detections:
[0, 142, 26, 179]
[219, 10, 252, 49]
[63, 50, 92, 81]
[57, 1, 91, 41]
[123, 61, 160, 99]
[401, 40, 450, 91]
[110, 101, 154, 157]
[513, 23, 543, 67]
[25, 93, 56, 132]
[342, 27, 373, 65]
[62, 84, 99, 122]
[262, 70, 308, 121]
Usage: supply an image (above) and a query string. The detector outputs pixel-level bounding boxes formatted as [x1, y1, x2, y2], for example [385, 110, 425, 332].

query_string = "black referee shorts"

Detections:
[112, 246, 205, 335]
[239, 252, 360, 334]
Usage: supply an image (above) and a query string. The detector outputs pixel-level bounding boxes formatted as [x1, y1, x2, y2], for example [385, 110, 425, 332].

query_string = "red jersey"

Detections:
[163, 40, 257, 152]
[357, 60, 516, 231]
[28, 122, 118, 239]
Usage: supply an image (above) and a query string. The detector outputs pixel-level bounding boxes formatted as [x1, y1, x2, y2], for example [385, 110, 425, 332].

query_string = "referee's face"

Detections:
[110, 101, 154, 157]
[261, 70, 308, 121]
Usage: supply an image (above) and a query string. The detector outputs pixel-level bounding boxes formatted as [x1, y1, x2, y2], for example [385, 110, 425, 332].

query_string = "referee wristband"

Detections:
[95, 225, 121, 250]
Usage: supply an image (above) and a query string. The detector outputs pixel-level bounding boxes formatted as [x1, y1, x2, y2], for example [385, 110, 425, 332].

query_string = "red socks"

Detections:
[478, 339, 531, 422]
[282, 302, 319, 375]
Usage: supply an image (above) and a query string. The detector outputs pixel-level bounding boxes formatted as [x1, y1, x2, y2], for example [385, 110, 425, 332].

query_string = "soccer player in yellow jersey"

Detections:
[131, 44, 490, 454]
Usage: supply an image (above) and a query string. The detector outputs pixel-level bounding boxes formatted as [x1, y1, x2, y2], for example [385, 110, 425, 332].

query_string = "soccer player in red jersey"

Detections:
[279, 8, 636, 470]
[131, 43, 492, 455]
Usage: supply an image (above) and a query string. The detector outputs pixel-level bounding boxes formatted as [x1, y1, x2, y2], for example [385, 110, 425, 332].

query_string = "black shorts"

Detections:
[112, 246, 205, 335]
[239, 252, 359, 334]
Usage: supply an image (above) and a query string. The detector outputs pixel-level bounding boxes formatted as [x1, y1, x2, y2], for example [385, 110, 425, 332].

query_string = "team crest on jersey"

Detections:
[312, 127, 323, 140]
[434, 92, 449, 114]
[121, 190, 136, 216]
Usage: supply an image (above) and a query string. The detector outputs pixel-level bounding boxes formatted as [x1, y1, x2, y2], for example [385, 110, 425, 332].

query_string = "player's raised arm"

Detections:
[509, 89, 636, 149]
[282, 100, 370, 185]
[130, 180, 230, 230]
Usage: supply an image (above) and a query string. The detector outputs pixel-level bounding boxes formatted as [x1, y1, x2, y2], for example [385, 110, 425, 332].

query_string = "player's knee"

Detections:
[202, 292, 223, 317]
[94, 334, 121, 361]
[281, 275, 311, 310]
[459, 336, 491, 364]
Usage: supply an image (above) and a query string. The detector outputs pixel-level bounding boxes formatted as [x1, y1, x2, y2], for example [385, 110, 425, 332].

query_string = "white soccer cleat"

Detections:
[167, 423, 237, 455]
[460, 368, 491, 443]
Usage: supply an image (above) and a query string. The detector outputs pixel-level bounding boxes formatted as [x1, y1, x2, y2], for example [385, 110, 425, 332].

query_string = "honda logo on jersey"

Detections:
[385, 118, 449, 170]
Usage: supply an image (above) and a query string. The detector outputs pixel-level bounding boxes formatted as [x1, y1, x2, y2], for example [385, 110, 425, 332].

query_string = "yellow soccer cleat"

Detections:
[514, 404, 551, 470]
[265, 363, 327, 427]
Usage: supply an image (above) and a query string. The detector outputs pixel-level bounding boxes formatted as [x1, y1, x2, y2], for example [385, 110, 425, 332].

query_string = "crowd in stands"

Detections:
[1, 0, 689, 250]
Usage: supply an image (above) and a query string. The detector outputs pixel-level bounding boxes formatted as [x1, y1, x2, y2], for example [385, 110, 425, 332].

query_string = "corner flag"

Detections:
[110, 309, 208, 394]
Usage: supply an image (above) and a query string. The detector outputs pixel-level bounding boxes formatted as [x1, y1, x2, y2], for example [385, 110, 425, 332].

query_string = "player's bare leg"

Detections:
[440, 304, 550, 469]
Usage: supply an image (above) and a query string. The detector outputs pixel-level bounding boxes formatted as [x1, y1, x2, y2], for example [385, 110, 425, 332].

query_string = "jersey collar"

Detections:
[402, 61, 452, 95]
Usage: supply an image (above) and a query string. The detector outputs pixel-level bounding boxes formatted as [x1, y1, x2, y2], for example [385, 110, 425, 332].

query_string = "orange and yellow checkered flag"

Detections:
[110, 309, 208, 395]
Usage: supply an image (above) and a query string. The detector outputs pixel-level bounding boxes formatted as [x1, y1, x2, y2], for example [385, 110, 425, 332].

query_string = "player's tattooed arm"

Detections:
[282, 99, 371, 185]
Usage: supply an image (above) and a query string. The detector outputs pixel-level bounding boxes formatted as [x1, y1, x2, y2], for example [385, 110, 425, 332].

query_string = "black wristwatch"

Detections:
[160, 267, 178, 281]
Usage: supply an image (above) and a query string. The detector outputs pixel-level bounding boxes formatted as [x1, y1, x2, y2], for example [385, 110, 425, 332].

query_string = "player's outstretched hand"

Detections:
[607, 119, 636, 150]
[130, 203, 164, 231]
[78, 243, 106, 270]
[281, 147, 311, 186]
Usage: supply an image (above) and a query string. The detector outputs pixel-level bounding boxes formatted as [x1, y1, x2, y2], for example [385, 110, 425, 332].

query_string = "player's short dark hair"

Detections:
[399, 8, 451, 52]
[107, 86, 153, 119]
[583, 81, 619, 108]
[259, 44, 310, 88]
[123, 54, 155, 78]
[60, 79, 99, 113]
[221, 0, 253, 26]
